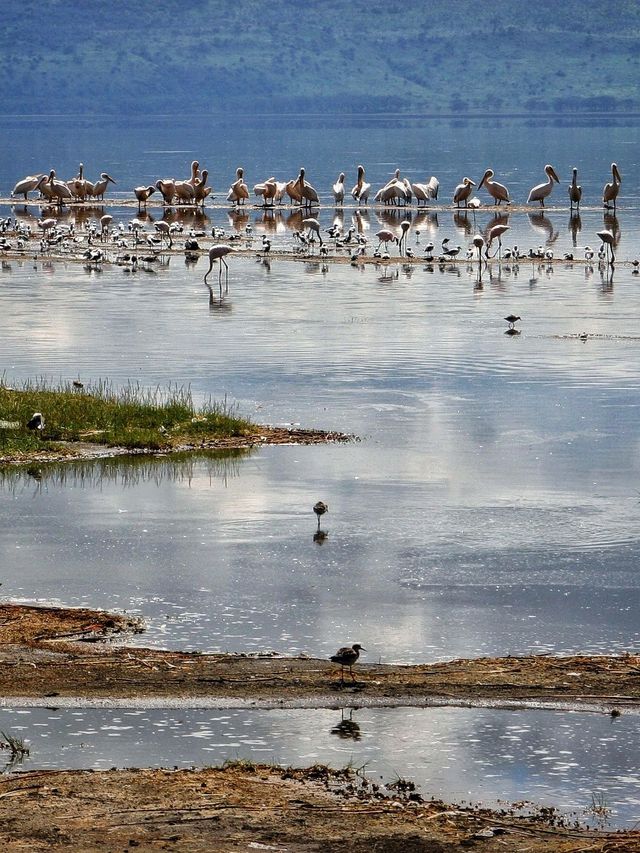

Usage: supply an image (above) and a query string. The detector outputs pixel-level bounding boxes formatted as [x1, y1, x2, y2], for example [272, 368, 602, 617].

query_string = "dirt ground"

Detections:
[1, 603, 639, 852]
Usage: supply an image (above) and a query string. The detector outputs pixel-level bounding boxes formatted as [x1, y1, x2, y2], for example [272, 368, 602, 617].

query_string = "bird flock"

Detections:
[10, 160, 623, 211]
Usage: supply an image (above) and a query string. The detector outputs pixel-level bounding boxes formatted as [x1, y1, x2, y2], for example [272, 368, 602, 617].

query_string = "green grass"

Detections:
[0, 378, 254, 454]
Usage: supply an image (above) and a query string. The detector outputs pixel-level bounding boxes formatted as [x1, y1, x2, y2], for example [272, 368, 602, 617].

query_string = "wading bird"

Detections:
[134, 185, 156, 210]
[568, 167, 582, 210]
[12, 174, 47, 201]
[596, 229, 616, 264]
[478, 169, 510, 205]
[332, 172, 346, 205]
[302, 217, 323, 247]
[485, 223, 510, 258]
[204, 244, 234, 284]
[375, 229, 399, 253]
[412, 176, 439, 206]
[330, 643, 365, 683]
[227, 167, 248, 206]
[313, 500, 328, 529]
[89, 172, 116, 201]
[603, 163, 622, 210]
[527, 165, 560, 207]
[504, 314, 521, 329]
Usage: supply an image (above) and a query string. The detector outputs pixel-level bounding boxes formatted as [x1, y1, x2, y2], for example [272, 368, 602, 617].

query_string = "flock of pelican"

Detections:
[10, 161, 623, 211]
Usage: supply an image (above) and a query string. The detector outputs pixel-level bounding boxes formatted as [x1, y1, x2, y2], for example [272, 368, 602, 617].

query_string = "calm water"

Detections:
[0, 704, 638, 828]
[0, 116, 639, 817]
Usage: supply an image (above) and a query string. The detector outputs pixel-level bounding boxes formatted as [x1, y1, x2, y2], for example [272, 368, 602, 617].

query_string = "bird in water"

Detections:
[527, 165, 560, 207]
[330, 643, 366, 683]
[313, 500, 328, 529]
[568, 167, 582, 210]
[453, 177, 475, 208]
[204, 244, 234, 284]
[332, 172, 346, 205]
[504, 314, 521, 329]
[477, 169, 510, 205]
[351, 164, 371, 205]
[603, 163, 622, 210]
[596, 229, 616, 265]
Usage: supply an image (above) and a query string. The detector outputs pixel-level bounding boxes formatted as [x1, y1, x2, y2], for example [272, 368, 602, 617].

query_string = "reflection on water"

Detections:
[0, 704, 637, 828]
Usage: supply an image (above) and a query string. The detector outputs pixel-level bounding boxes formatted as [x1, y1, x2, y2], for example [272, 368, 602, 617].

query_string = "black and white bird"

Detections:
[330, 643, 366, 683]
[313, 500, 328, 529]
[27, 412, 45, 432]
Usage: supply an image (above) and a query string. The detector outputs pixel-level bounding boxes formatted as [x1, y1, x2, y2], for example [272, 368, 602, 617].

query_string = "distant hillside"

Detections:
[3, 0, 640, 115]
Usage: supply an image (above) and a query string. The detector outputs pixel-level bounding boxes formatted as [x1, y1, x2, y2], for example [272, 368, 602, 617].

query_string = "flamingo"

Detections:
[527, 165, 560, 207]
[568, 168, 582, 210]
[603, 163, 621, 210]
[302, 217, 323, 247]
[351, 164, 370, 205]
[478, 169, 510, 205]
[204, 244, 234, 284]
[332, 172, 345, 205]
[596, 229, 615, 264]
[375, 229, 398, 252]
[399, 220, 411, 254]
[485, 223, 510, 258]
[453, 177, 475, 208]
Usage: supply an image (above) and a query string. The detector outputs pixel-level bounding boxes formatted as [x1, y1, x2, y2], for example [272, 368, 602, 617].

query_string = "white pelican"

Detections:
[596, 229, 615, 264]
[155, 179, 176, 205]
[568, 168, 582, 209]
[453, 177, 475, 208]
[46, 170, 73, 205]
[332, 172, 345, 205]
[188, 160, 200, 187]
[485, 223, 510, 258]
[351, 165, 370, 205]
[12, 174, 47, 201]
[254, 177, 276, 205]
[478, 169, 510, 205]
[527, 165, 560, 206]
[195, 169, 212, 206]
[287, 168, 318, 207]
[227, 167, 248, 205]
[603, 163, 621, 210]
[174, 180, 196, 205]
[412, 176, 439, 206]
[89, 173, 116, 201]
[67, 163, 90, 201]
[134, 185, 156, 210]
[375, 169, 409, 205]
[204, 244, 233, 284]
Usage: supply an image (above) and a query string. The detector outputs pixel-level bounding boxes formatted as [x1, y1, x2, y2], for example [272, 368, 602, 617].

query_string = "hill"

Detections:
[2, 0, 640, 115]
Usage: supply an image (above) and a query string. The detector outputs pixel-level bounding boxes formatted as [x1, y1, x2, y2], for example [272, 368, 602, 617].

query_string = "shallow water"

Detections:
[0, 704, 637, 829]
[0, 116, 640, 816]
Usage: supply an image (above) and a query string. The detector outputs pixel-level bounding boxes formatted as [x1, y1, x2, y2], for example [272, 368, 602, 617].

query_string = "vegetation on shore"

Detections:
[0, 378, 254, 453]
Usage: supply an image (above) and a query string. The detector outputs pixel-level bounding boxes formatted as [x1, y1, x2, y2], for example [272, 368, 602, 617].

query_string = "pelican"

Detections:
[375, 169, 409, 206]
[174, 180, 196, 205]
[194, 169, 212, 206]
[375, 228, 398, 252]
[12, 174, 47, 201]
[89, 172, 116, 201]
[485, 223, 510, 258]
[254, 177, 277, 206]
[527, 165, 560, 207]
[351, 165, 370, 205]
[596, 229, 615, 264]
[332, 172, 346, 205]
[453, 177, 475, 208]
[568, 167, 582, 210]
[46, 170, 73, 206]
[287, 168, 319, 207]
[603, 163, 621, 210]
[155, 179, 176, 205]
[187, 160, 200, 187]
[204, 244, 233, 284]
[67, 163, 90, 201]
[412, 177, 439, 206]
[227, 167, 248, 205]
[134, 185, 156, 210]
[302, 217, 323, 247]
[478, 169, 510, 205]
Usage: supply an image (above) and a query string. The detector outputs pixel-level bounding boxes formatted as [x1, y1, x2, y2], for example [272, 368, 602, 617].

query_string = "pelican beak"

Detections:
[614, 164, 621, 182]
[552, 168, 560, 183]
[108, 175, 116, 184]
[477, 175, 486, 189]
[469, 179, 476, 186]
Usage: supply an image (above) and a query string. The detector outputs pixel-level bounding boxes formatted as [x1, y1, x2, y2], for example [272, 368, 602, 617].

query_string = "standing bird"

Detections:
[227, 167, 248, 206]
[504, 314, 521, 329]
[472, 233, 485, 264]
[27, 412, 45, 433]
[477, 169, 510, 205]
[399, 220, 411, 254]
[485, 223, 510, 258]
[12, 173, 47, 201]
[375, 229, 399, 253]
[453, 177, 475, 208]
[313, 500, 328, 529]
[330, 644, 366, 683]
[302, 218, 323, 248]
[46, 170, 73, 206]
[134, 185, 156, 210]
[412, 176, 439, 206]
[332, 172, 346, 205]
[527, 164, 560, 207]
[351, 164, 370, 205]
[603, 163, 622, 210]
[204, 244, 234, 284]
[89, 172, 116, 201]
[568, 167, 582, 210]
[596, 229, 616, 265]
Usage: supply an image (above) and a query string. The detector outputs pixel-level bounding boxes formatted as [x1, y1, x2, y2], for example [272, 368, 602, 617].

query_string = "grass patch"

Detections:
[0, 377, 255, 453]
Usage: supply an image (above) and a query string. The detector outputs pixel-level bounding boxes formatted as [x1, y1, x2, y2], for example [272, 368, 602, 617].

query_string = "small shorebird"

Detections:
[504, 314, 521, 329]
[313, 500, 328, 529]
[330, 643, 365, 682]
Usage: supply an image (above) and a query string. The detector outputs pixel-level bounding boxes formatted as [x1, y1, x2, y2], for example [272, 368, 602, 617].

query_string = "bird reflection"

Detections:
[285, 209, 305, 232]
[452, 210, 473, 237]
[528, 211, 558, 246]
[227, 210, 249, 232]
[376, 208, 412, 229]
[568, 212, 582, 247]
[313, 529, 328, 544]
[330, 708, 361, 740]
[412, 210, 439, 234]
[602, 212, 620, 246]
[352, 209, 370, 234]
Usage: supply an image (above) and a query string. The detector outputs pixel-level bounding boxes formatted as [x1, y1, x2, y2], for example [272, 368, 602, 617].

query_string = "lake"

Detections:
[0, 115, 639, 821]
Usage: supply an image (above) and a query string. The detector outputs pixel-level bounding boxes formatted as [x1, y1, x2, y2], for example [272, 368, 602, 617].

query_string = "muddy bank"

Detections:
[0, 604, 638, 710]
